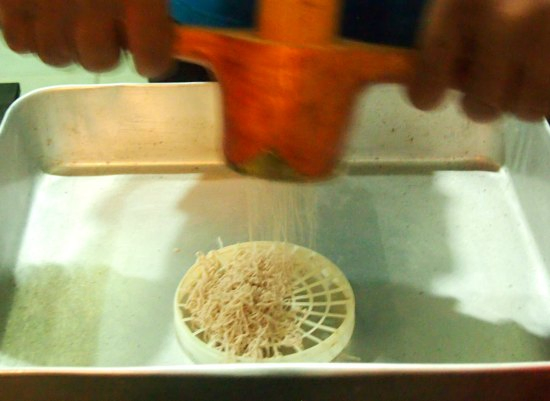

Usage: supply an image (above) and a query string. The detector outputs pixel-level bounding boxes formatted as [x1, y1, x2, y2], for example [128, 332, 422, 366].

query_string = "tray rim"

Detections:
[2, 361, 550, 376]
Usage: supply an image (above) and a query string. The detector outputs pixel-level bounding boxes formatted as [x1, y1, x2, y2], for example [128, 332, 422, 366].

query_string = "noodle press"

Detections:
[171, 0, 418, 181]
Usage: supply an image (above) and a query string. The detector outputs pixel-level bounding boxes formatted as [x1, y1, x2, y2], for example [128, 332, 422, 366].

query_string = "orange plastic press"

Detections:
[172, 0, 417, 181]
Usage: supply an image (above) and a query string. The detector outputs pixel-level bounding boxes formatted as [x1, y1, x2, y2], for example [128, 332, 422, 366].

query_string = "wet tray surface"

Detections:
[1, 171, 550, 367]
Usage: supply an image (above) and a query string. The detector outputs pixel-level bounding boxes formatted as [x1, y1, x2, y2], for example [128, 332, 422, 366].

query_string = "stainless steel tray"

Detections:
[1, 83, 549, 400]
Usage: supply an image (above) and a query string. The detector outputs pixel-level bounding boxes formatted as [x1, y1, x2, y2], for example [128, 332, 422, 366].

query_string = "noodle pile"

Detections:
[182, 244, 304, 359]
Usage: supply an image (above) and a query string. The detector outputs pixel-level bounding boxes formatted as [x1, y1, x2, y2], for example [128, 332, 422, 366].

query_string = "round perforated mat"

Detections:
[174, 241, 355, 363]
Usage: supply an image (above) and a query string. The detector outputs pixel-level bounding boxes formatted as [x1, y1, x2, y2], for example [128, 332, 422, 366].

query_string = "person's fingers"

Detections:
[33, 0, 73, 66]
[514, 68, 550, 122]
[460, 0, 521, 119]
[1, 13, 33, 53]
[1, 0, 175, 77]
[122, 0, 174, 78]
[407, 0, 462, 110]
[460, 95, 502, 122]
[0, 0, 35, 53]
[512, 7, 550, 122]
[74, 0, 120, 72]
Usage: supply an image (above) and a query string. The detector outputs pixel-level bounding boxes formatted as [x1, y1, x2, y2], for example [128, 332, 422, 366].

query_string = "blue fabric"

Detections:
[170, 0, 426, 48]
[341, 0, 426, 47]
[170, 0, 255, 28]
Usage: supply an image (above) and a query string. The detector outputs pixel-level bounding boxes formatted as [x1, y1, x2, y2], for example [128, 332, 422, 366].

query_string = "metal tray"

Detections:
[0, 83, 549, 400]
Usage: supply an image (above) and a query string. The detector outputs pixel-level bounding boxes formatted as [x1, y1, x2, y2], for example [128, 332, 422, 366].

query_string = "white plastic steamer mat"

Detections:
[174, 241, 355, 363]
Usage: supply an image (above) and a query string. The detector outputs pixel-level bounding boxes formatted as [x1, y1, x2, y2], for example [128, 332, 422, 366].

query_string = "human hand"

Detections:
[0, 0, 174, 78]
[407, 0, 550, 122]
